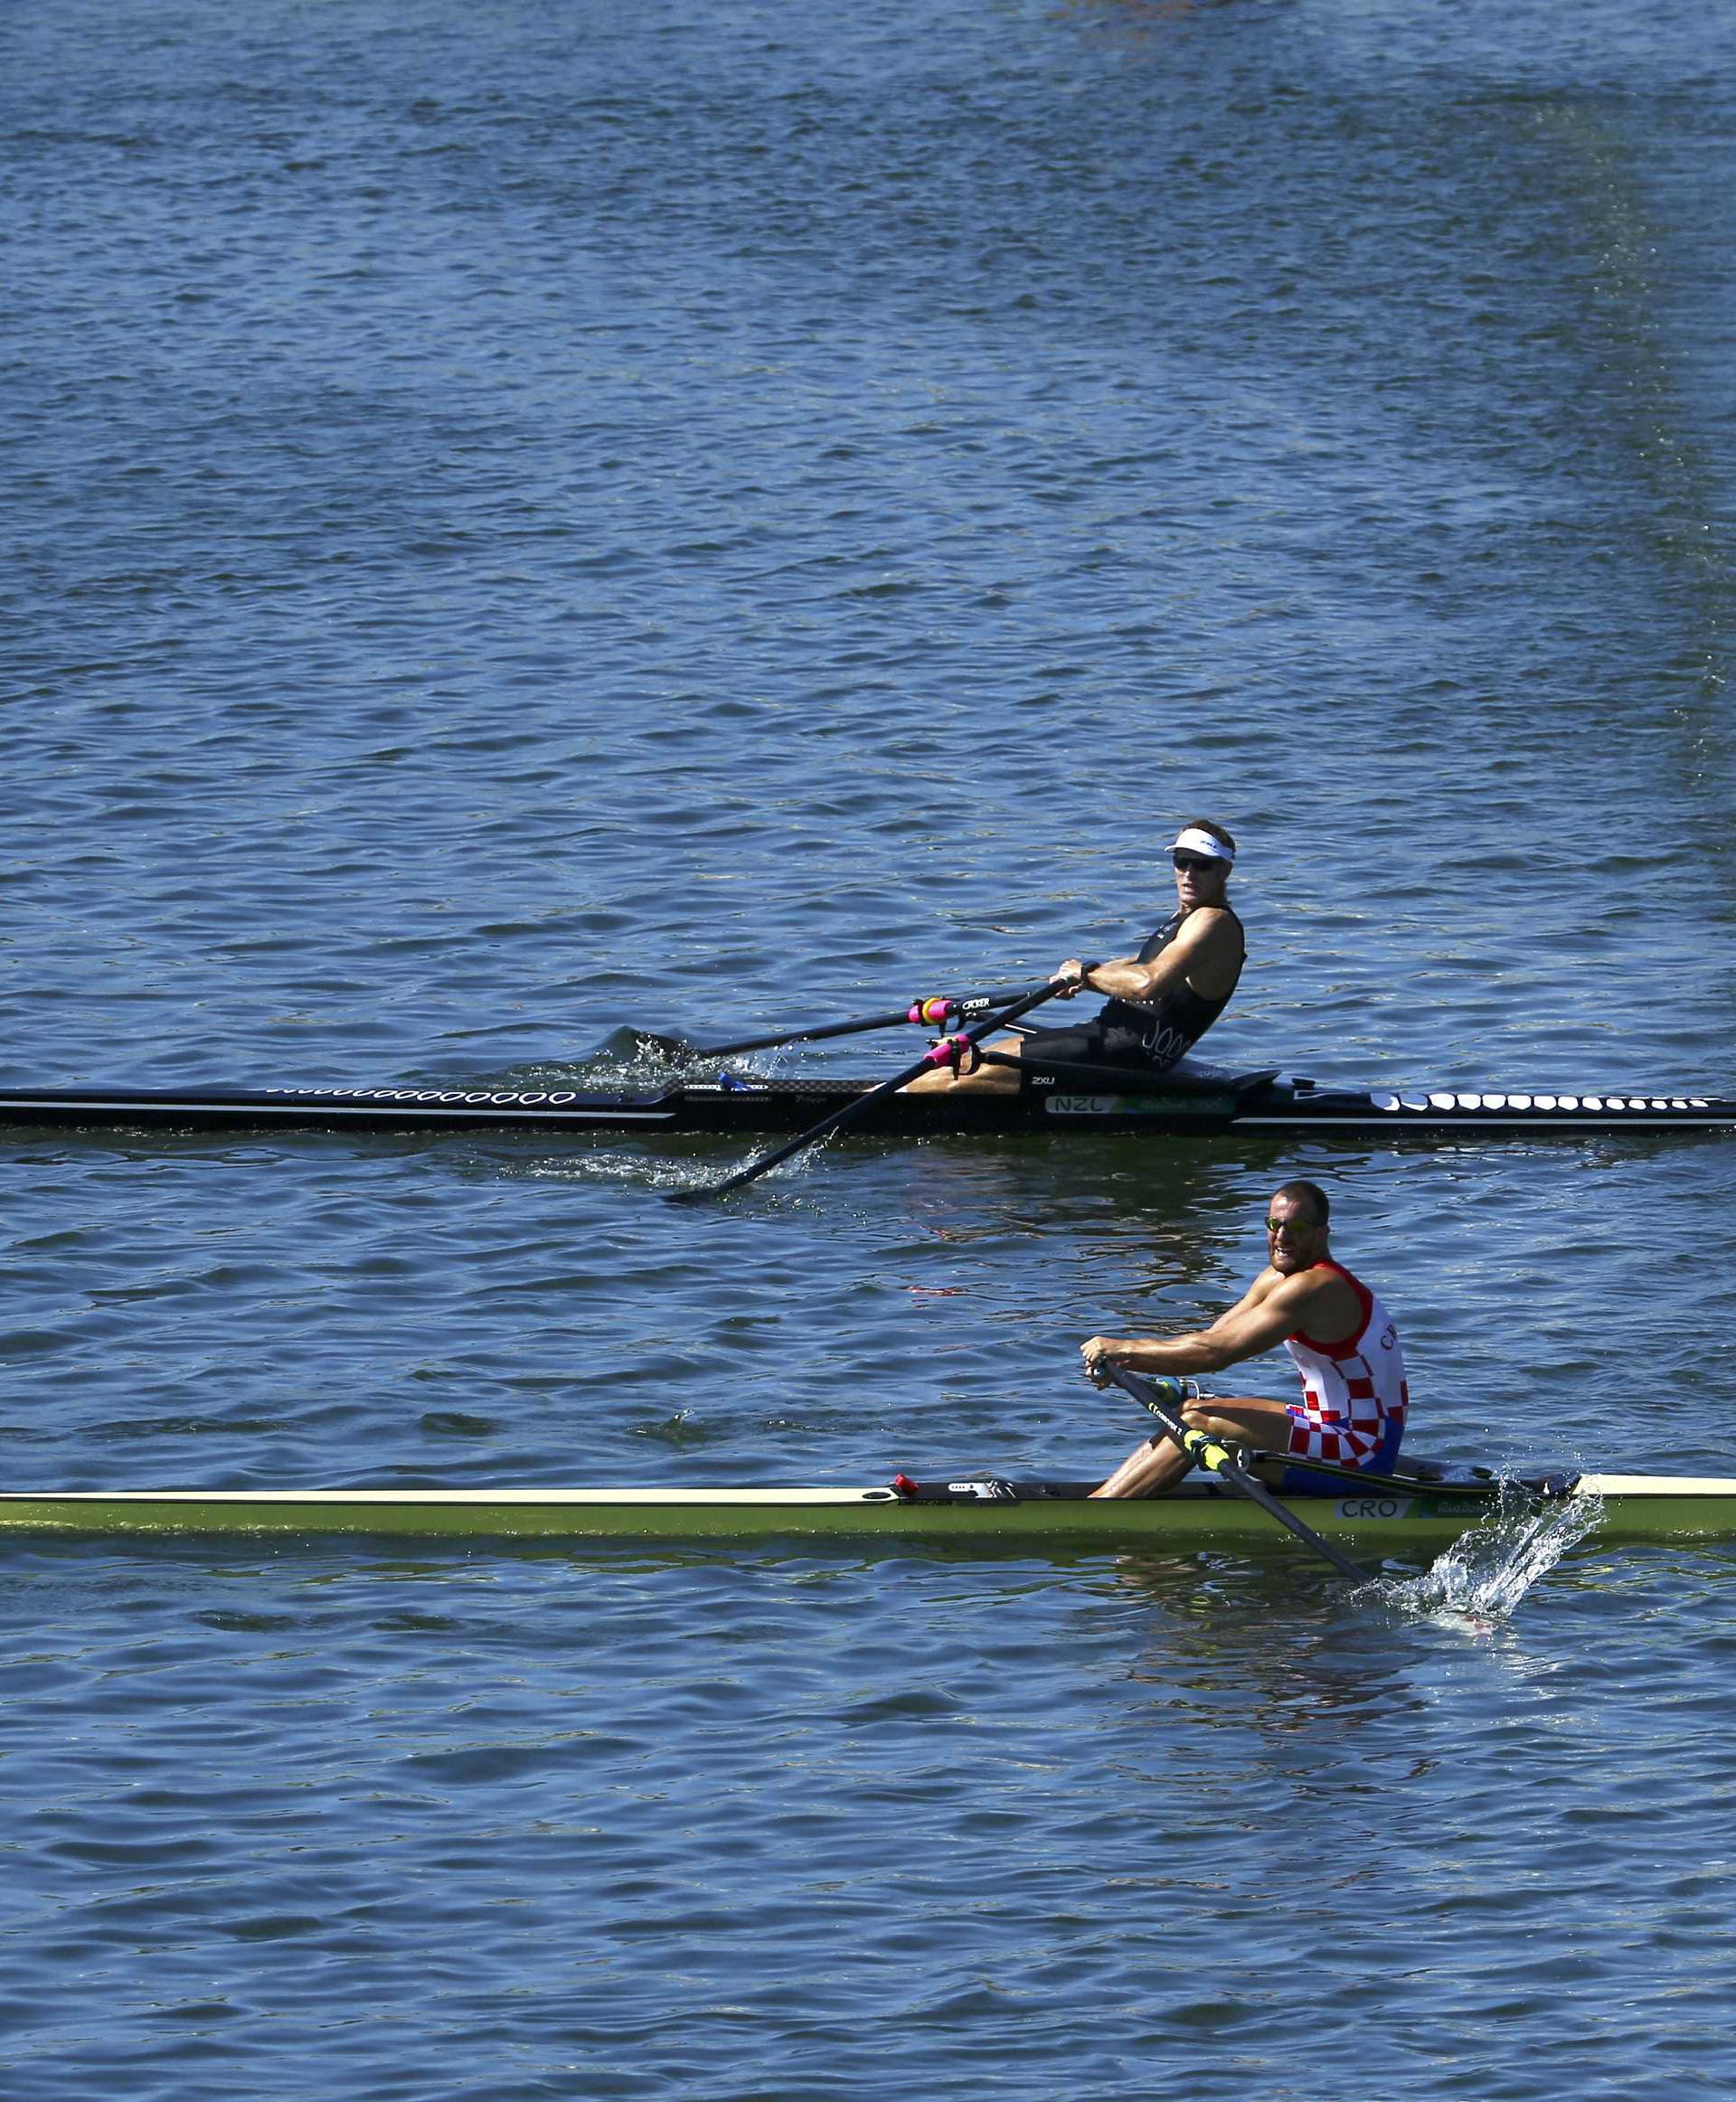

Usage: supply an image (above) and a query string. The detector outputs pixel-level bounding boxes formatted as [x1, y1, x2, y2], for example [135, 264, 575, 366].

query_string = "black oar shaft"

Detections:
[672, 977, 1072, 1201]
[1102, 1364, 1371, 1586]
[682, 983, 1053, 1060]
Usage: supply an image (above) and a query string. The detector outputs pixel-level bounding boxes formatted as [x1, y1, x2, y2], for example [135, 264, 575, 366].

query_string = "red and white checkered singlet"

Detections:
[1283, 1261, 1408, 1469]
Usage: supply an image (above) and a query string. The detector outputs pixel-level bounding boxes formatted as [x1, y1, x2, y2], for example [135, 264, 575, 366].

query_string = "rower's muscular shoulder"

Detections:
[1281, 1261, 1364, 1342]
[1246, 1262, 1296, 1301]
[1168, 902, 1242, 973]
[1247, 1261, 1354, 1324]
[1171, 901, 1237, 946]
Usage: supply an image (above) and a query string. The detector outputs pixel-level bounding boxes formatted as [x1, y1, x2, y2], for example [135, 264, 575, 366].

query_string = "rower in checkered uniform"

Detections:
[1080, 1181, 1409, 1499]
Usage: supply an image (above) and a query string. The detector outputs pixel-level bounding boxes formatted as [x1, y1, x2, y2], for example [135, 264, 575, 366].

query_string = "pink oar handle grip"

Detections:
[918, 1033, 972, 1068]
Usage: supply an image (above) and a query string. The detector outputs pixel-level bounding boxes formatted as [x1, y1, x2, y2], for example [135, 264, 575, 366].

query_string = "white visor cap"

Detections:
[1171, 826, 1235, 866]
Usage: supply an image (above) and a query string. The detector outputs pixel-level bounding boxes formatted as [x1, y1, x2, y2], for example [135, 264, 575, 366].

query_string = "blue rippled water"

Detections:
[5, 1, 1736, 2095]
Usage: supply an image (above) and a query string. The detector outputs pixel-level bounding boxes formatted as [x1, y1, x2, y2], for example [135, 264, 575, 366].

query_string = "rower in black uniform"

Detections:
[904, 819, 1245, 1095]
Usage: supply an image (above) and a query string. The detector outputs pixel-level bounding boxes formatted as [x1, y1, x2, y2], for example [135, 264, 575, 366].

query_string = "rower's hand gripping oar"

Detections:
[1099, 1362, 1373, 1587]
[668, 976, 1075, 1202]
[634, 982, 1057, 1065]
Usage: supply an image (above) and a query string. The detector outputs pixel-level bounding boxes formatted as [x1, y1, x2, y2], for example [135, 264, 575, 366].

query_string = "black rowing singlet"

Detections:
[1096, 908, 1244, 1067]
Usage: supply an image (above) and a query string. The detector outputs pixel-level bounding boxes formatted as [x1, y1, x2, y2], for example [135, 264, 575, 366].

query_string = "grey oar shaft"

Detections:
[1104, 1364, 1372, 1587]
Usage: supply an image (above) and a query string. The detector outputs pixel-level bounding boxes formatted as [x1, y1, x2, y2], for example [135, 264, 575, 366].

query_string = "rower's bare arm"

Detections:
[1081, 1271, 1316, 1379]
[1069, 911, 1234, 1005]
[1054, 953, 1134, 999]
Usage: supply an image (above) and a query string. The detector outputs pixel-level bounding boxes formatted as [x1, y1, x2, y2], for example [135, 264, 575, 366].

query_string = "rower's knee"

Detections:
[908, 1042, 1022, 1095]
[1147, 1403, 1208, 1450]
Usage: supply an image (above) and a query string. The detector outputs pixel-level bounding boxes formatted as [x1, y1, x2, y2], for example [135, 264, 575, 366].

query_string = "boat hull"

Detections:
[1, 1474, 1731, 1546]
[0, 1077, 1731, 1141]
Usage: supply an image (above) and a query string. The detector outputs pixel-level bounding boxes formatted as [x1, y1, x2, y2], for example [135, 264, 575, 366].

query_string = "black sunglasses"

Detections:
[1172, 853, 1219, 872]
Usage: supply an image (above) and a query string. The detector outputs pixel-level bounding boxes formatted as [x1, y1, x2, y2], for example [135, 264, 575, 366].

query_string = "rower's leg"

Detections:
[1091, 1433, 1195, 1499]
[1091, 1395, 1296, 1499]
[902, 1032, 1025, 1094]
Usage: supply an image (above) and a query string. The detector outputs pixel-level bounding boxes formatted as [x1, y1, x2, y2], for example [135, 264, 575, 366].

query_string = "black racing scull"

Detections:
[0, 1066, 1731, 1141]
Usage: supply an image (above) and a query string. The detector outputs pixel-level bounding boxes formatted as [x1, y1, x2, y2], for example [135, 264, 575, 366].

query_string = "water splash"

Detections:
[1385, 1481, 1606, 1622]
[494, 1030, 718, 1090]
